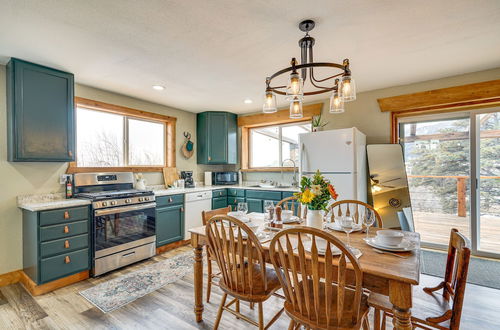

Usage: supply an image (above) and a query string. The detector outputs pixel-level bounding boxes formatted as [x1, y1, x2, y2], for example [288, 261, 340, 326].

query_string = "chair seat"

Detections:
[285, 280, 370, 329]
[218, 263, 281, 303]
[368, 283, 452, 330]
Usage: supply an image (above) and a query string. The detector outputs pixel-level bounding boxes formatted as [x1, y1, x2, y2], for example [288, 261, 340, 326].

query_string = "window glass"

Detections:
[128, 118, 165, 165]
[282, 123, 310, 165]
[77, 108, 124, 167]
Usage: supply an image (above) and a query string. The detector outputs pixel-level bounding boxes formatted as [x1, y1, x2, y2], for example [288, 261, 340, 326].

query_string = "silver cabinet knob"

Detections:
[102, 202, 108, 207]
[110, 201, 117, 206]
[125, 198, 132, 203]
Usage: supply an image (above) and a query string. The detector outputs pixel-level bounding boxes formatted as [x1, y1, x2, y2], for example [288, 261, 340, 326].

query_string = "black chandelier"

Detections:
[263, 19, 356, 118]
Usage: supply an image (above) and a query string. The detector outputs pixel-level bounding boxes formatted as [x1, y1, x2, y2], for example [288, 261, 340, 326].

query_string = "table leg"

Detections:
[192, 234, 204, 322]
[389, 280, 412, 330]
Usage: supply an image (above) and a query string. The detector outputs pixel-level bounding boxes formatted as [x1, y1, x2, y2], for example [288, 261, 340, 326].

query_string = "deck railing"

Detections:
[407, 175, 500, 217]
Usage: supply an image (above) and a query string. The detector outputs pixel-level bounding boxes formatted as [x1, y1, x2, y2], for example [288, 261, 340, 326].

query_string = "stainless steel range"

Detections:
[74, 172, 156, 276]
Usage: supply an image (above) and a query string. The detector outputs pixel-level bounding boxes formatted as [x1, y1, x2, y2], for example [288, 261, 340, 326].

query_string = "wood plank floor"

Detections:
[1, 246, 499, 329]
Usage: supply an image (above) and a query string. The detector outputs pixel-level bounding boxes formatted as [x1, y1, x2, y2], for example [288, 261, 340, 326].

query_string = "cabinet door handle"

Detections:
[64, 211, 70, 219]
[64, 256, 71, 264]
[208, 156, 211, 161]
[64, 226, 69, 234]
[181, 207, 184, 212]
[64, 240, 70, 249]
[68, 150, 73, 157]
[168, 197, 173, 203]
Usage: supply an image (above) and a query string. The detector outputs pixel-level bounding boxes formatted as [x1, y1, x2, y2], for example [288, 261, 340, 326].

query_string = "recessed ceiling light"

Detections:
[152, 85, 165, 91]
[244, 98, 253, 104]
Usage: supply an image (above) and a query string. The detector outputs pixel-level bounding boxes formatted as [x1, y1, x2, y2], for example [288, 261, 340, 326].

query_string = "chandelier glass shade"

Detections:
[263, 19, 356, 118]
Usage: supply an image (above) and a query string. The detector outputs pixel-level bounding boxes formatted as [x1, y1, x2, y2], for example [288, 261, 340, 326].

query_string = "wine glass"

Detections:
[264, 200, 275, 222]
[237, 202, 248, 215]
[363, 209, 376, 239]
[340, 216, 354, 249]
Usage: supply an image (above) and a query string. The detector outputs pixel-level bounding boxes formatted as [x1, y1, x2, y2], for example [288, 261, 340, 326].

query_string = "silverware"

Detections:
[372, 248, 409, 259]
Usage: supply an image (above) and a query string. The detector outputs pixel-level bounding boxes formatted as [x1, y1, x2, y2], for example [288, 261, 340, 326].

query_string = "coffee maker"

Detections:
[180, 171, 194, 188]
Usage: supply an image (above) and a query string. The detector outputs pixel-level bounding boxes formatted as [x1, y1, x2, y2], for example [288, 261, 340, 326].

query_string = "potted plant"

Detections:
[295, 170, 339, 228]
[311, 114, 328, 132]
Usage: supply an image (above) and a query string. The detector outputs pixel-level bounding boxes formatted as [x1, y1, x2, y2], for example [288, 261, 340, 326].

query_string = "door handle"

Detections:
[63, 226, 69, 234]
[168, 197, 173, 203]
[208, 156, 211, 161]
[64, 256, 71, 264]
[68, 150, 73, 157]
[181, 207, 184, 212]
[64, 240, 70, 249]
[122, 251, 136, 258]
[64, 211, 70, 219]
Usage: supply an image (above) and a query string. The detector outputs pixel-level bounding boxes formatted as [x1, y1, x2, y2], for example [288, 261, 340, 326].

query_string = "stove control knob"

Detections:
[145, 197, 150, 201]
[110, 201, 117, 206]
[125, 198, 132, 204]
[138, 197, 144, 202]
[102, 202, 108, 207]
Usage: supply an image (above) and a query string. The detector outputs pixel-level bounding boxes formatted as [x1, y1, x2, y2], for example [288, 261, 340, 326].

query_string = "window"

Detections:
[249, 122, 310, 168]
[70, 97, 176, 172]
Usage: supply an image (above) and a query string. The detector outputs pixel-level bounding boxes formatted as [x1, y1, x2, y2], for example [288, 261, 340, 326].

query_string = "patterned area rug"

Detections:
[80, 251, 194, 313]
[421, 249, 500, 290]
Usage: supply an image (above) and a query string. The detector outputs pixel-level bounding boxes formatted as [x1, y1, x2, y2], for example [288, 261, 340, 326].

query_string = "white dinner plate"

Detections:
[363, 237, 417, 252]
[324, 222, 363, 232]
[282, 215, 302, 224]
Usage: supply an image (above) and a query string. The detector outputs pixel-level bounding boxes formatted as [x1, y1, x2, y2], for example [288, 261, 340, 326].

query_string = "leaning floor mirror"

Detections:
[367, 144, 414, 230]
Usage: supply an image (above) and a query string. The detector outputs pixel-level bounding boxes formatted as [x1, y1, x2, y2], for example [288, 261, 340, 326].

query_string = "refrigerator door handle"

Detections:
[300, 143, 305, 174]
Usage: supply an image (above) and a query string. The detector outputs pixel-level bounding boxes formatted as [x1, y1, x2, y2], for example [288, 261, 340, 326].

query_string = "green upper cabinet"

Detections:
[197, 111, 237, 164]
[7, 58, 75, 162]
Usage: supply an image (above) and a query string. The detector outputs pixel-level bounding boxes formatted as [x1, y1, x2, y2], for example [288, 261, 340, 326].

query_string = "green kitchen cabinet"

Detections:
[156, 194, 184, 247]
[7, 58, 75, 162]
[212, 196, 228, 210]
[228, 197, 245, 211]
[197, 111, 237, 164]
[156, 204, 184, 247]
[246, 198, 263, 213]
[22, 205, 91, 285]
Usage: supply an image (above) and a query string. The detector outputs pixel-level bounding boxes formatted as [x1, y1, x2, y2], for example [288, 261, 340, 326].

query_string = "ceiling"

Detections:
[1, 0, 499, 114]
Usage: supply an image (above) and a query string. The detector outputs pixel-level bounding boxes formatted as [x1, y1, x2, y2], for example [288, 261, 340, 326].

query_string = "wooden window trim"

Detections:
[376, 79, 500, 143]
[67, 97, 176, 173]
[239, 103, 322, 171]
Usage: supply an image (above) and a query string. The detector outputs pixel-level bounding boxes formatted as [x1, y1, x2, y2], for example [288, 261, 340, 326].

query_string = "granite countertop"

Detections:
[17, 184, 299, 212]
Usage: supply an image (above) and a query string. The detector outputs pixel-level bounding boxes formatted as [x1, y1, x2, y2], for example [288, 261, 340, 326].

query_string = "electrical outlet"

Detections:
[60, 174, 72, 185]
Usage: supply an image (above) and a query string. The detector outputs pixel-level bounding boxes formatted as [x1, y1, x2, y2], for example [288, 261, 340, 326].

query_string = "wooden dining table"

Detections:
[189, 214, 421, 330]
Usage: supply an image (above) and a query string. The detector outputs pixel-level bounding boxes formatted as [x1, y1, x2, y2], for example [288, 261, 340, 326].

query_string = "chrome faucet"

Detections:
[282, 158, 299, 188]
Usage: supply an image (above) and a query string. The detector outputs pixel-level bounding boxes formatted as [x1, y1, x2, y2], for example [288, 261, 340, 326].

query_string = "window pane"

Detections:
[77, 108, 124, 167]
[128, 118, 165, 166]
[250, 126, 279, 167]
[282, 123, 310, 165]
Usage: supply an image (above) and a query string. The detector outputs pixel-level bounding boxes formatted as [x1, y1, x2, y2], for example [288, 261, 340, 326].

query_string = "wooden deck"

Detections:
[414, 211, 500, 254]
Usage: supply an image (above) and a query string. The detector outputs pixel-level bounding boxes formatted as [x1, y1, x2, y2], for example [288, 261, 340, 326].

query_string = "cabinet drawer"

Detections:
[156, 194, 184, 207]
[246, 190, 282, 201]
[227, 188, 245, 197]
[40, 248, 89, 284]
[212, 189, 227, 197]
[40, 220, 88, 242]
[228, 197, 245, 205]
[281, 191, 298, 199]
[40, 206, 88, 226]
[40, 234, 89, 258]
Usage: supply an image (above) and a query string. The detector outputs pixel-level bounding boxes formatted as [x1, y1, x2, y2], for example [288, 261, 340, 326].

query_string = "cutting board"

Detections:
[163, 167, 179, 187]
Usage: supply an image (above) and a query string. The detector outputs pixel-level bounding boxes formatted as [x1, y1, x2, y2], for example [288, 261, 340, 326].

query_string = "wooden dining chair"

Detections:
[328, 200, 384, 228]
[276, 196, 307, 218]
[206, 215, 284, 330]
[269, 226, 370, 329]
[368, 228, 471, 330]
[201, 206, 232, 303]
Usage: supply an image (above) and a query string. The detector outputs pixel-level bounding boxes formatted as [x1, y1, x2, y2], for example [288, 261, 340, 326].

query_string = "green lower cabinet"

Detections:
[212, 196, 228, 210]
[40, 248, 89, 283]
[156, 204, 184, 247]
[228, 197, 245, 211]
[246, 198, 263, 213]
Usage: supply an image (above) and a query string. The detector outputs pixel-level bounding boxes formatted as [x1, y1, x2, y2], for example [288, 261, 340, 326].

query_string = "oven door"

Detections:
[94, 202, 156, 258]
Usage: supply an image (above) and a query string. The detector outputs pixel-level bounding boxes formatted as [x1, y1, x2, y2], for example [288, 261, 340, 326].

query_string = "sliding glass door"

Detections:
[399, 108, 500, 258]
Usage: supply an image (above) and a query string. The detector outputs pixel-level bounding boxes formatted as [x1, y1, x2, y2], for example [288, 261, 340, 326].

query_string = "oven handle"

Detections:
[94, 202, 157, 216]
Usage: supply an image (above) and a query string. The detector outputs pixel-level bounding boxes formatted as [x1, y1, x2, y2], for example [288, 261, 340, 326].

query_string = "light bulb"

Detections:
[329, 91, 344, 114]
[286, 72, 303, 100]
[289, 97, 303, 119]
[339, 75, 356, 101]
[262, 91, 277, 113]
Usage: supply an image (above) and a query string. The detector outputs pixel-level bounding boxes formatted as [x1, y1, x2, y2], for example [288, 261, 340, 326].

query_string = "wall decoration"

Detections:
[181, 132, 194, 159]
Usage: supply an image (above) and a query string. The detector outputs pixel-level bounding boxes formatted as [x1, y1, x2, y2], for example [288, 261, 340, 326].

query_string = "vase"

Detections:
[306, 209, 323, 229]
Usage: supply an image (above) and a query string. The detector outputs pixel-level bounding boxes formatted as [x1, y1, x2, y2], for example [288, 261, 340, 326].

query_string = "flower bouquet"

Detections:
[294, 170, 338, 228]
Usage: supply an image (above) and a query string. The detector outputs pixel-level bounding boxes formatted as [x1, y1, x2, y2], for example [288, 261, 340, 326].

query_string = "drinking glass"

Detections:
[363, 209, 376, 239]
[237, 202, 248, 215]
[340, 216, 354, 249]
[264, 200, 275, 222]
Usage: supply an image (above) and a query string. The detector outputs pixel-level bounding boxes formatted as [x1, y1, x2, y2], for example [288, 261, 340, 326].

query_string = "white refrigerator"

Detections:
[299, 127, 367, 202]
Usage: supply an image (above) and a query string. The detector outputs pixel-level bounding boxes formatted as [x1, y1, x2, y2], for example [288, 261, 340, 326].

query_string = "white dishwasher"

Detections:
[184, 190, 213, 239]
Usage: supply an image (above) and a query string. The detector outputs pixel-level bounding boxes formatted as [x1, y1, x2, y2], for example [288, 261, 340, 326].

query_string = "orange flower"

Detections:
[328, 184, 338, 200]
